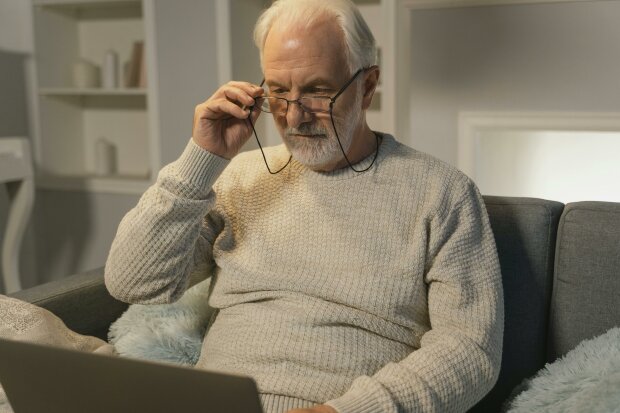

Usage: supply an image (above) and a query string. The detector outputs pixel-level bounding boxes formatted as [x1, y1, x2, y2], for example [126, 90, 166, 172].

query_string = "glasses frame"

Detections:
[257, 68, 364, 115]
[247, 66, 380, 174]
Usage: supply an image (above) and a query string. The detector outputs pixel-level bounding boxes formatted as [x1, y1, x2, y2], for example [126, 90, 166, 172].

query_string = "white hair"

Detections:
[253, 0, 377, 75]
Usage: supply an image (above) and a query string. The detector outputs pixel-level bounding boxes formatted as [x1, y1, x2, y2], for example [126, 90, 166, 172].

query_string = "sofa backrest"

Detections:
[547, 201, 620, 362]
[470, 196, 564, 413]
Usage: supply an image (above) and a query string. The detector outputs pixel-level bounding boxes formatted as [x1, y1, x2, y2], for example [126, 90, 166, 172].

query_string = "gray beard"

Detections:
[282, 96, 362, 168]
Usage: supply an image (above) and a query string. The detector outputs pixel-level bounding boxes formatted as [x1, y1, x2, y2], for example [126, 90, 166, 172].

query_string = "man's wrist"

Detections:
[166, 137, 230, 199]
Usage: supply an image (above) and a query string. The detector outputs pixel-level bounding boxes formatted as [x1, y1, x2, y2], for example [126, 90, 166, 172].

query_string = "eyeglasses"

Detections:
[247, 66, 380, 174]
[254, 68, 364, 115]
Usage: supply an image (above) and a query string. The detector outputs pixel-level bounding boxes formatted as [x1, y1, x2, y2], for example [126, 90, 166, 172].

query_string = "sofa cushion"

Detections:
[469, 196, 564, 413]
[548, 201, 620, 361]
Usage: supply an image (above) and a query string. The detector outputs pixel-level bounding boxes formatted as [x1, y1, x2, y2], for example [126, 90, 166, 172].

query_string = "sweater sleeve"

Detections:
[104, 138, 230, 305]
[325, 180, 504, 413]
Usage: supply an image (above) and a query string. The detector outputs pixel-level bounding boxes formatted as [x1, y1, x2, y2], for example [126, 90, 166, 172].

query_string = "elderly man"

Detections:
[105, 1, 504, 412]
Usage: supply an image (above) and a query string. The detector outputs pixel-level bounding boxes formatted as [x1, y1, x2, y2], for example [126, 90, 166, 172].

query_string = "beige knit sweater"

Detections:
[105, 133, 504, 413]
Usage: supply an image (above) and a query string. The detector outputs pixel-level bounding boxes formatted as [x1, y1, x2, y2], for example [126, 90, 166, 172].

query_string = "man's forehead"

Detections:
[267, 13, 342, 43]
[262, 19, 348, 86]
[263, 20, 345, 62]
[263, 59, 346, 89]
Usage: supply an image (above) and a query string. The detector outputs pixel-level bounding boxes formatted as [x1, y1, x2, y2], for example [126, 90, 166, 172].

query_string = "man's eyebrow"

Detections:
[303, 78, 335, 88]
[265, 78, 336, 90]
[265, 79, 286, 89]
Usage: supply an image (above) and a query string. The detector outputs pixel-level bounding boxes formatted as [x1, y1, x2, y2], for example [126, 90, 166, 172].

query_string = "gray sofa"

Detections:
[9, 196, 620, 412]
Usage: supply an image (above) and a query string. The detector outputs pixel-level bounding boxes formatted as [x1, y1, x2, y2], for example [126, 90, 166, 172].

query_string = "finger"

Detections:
[226, 83, 264, 104]
[222, 86, 256, 107]
[227, 81, 264, 96]
[203, 99, 250, 120]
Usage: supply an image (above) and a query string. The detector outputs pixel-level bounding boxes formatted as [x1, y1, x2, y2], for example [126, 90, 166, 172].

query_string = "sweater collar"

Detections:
[276, 132, 397, 181]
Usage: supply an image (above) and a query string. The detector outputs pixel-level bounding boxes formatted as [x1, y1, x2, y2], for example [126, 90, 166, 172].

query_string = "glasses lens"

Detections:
[260, 97, 287, 115]
[300, 97, 331, 113]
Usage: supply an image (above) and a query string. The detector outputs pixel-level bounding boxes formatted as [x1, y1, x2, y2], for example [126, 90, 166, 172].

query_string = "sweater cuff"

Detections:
[165, 137, 230, 199]
[324, 385, 387, 413]
[324, 393, 382, 413]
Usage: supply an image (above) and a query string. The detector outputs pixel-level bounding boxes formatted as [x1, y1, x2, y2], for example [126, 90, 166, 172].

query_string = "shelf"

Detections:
[33, 0, 141, 10]
[36, 172, 152, 194]
[39, 87, 147, 96]
[33, 0, 142, 21]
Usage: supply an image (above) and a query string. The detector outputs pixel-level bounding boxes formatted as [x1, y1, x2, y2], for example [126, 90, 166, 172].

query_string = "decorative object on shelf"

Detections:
[94, 137, 117, 176]
[102, 49, 119, 89]
[138, 41, 147, 88]
[72, 59, 100, 88]
[376, 47, 382, 85]
[125, 41, 145, 88]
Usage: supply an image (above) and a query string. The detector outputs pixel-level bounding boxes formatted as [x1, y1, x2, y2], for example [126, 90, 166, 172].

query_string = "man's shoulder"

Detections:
[385, 135, 474, 193]
[384, 138, 483, 225]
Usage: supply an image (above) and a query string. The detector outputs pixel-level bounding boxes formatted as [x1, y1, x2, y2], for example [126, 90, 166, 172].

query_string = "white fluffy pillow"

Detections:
[504, 326, 620, 413]
[107, 278, 213, 366]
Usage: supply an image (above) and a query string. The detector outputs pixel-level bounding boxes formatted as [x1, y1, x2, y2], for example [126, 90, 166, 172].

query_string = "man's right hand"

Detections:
[192, 81, 264, 160]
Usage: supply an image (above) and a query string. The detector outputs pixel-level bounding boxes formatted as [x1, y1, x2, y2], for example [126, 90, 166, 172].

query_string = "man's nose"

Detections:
[286, 102, 312, 129]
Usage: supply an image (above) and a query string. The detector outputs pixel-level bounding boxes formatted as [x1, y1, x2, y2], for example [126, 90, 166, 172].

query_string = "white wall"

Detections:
[476, 130, 620, 203]
[409, 1, 620, 165]
[151, 0, 222, 167]
[0, 0, 33, 54]
[0, 0, 32, 137]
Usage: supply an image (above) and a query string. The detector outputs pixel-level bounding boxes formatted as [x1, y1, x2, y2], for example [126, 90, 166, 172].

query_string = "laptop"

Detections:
[0, 337, 264, 413]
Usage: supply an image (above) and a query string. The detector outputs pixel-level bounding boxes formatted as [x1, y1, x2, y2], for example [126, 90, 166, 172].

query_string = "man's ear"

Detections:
[361, 66, 380, 110]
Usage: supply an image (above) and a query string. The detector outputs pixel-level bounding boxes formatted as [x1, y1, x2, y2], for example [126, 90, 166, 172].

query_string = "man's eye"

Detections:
[310, 88, 331, 95]
[270, 89, 287, 95]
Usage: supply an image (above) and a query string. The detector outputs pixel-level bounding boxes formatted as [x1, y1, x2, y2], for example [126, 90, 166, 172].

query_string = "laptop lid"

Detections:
[0, 338, 264, 413]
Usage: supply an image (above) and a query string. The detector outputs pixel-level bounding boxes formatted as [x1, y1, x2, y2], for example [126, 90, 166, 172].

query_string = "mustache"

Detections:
[285, 123, 330, 138]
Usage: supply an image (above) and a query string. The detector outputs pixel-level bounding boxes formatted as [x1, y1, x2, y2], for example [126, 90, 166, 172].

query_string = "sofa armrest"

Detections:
[8, 267, 129, 341]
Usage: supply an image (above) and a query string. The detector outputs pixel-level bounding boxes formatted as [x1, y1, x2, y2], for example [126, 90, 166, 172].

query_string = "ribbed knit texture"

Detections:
[260, 394, 315, 411]
[105, 134, 504, 413]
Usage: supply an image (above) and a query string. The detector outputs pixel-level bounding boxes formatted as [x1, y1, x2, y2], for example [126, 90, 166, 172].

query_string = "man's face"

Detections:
[262, 18, 363, 170]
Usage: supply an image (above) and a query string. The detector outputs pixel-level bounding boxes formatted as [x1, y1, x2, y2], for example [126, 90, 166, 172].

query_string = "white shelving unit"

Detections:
[31, 0, 151, 194]
[39, 87, 147, 96]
